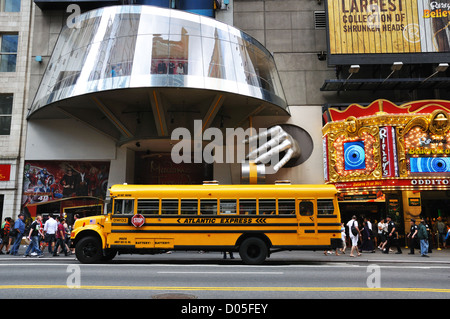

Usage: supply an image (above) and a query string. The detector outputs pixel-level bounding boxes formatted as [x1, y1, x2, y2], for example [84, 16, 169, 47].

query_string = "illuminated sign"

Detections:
[379, 126, 398, 177]
[326, 0, 450, 64]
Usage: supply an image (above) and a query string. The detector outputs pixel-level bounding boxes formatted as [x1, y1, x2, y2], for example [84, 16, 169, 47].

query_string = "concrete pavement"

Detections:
[1, 243, 449, 264]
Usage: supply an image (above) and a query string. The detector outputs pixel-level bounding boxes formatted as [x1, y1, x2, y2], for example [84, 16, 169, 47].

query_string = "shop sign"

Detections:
[335, 178, 450, 190]
[0, 165, 11, 181]
[379, 126, 398, 177]
[408, 198, 421, 206]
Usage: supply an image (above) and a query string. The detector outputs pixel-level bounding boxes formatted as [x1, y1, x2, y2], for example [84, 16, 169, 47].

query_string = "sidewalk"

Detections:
[1, 244, 449, 264]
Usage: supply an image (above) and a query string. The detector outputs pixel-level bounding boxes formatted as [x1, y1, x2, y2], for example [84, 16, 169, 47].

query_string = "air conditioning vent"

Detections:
[314, 11, 326, 29]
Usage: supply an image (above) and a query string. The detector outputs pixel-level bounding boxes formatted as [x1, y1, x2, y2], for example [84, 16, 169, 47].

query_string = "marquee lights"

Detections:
[322, 99, 450, 191]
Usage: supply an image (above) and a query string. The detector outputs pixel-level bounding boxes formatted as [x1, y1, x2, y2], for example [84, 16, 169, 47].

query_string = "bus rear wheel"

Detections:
[75, 236, 102, 264]
[239, 237, 268, 265]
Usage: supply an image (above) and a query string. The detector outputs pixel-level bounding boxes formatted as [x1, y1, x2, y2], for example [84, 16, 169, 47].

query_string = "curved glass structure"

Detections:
[28, 6, 288, 143]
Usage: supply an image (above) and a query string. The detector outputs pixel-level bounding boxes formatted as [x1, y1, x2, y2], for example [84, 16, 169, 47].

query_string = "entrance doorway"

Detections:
[134, 153, 213, 184]
[421, 191, 450, 219]
[339, 202, 386, 225]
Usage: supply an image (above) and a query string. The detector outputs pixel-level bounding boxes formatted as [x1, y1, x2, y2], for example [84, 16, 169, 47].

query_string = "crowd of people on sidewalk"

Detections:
[0, 213, 79, 257]
[1, 211, 449, 259]
[325, 215, 450, 258]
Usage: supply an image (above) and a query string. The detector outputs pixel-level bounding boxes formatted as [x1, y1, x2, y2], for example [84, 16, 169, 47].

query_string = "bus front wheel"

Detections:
[239, 237, 268, 265]
[75, 236, 102, 264]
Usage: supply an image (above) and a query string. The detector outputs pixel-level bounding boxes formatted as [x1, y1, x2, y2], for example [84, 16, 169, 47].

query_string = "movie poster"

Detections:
[22, 160, 110, 206]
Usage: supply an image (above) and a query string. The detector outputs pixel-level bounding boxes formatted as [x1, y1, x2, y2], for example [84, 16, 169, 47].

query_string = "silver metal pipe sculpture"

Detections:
[243, 125, 300, 177]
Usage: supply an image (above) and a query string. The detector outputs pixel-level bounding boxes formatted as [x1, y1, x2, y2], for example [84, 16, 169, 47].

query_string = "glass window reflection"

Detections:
[169, 10, 201, 36]
[202, 37, 235, 81]
[29, 6, 287, 117]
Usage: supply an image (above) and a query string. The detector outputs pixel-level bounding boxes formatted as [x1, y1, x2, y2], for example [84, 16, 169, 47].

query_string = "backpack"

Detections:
[350, 221, 358, 236]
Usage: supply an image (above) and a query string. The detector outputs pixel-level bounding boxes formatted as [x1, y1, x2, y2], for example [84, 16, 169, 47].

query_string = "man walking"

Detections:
[44, 214, 57, 254]
[10, 213, 26, 256]
[24, 215, 44, 257]
[383, 216, 402, 254]
[407, 219, 418, 255]
[418, 219, 430, 257]
[53, 218, 68, 256]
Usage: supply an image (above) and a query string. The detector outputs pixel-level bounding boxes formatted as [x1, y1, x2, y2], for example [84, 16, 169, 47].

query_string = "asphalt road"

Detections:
[1, 249, 450, 303]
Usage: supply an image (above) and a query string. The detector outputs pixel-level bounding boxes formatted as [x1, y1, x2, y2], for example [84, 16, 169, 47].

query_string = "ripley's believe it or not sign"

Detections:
[326, 0, 450, 63]
[322, 99, 450, 190]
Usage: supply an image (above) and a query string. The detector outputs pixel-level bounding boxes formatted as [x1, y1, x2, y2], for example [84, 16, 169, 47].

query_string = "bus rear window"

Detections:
[299, 200, 314, 216]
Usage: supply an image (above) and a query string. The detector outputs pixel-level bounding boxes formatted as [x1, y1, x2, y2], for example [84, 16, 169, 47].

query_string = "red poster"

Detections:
[0, 164, 11, 181]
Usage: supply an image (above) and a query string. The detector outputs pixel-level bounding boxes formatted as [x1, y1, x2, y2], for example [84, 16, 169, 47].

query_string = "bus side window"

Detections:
[180, 199, 198, 215]
[259, 199, 276, 215]
[239, 199, 256, 215]
[220, 199, 236, 214]
[137, 199, 159, 215]
[317, 199, 334, 215]
[278, 199, 296, 215]
[200, 199, 217, 215]
[299, 201, 314, 216]
[161, 199, 179, 214]
[114, 199, 135, 215]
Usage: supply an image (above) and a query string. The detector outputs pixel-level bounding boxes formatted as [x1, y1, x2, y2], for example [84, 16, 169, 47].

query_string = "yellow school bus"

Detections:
[71, 183, 342, 264]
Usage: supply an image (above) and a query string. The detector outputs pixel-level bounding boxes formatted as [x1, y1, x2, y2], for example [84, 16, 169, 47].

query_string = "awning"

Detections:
[321, 77, 450, 92]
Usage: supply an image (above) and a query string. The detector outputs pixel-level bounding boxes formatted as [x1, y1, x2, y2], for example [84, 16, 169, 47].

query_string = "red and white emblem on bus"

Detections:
[131, 214, 145, 228]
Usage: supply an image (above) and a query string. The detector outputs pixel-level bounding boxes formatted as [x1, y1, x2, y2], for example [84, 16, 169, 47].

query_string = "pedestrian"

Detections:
[63, 219, 71, 254]
[437, 217, 446, 249]
[444, 225, 450, 245]
[10, 213, 26, 256]
[24, 215, 43, 257]
[43, 214, 57, 254]
[360, 220, 374, 253]
[425, 218, 433, 253]
[383, 216, 402, 254]
[377, 218, 386, 250]
[418, 219, 430, 257]
[339, 222, 347, 254]
[223, 251, 234, 259]
[407, 218, 418, 255]
[346, 215, 361, 257]
[70, 214, 79, 254]
[0, 217, 12, 254]
[53, 218, 68, 256]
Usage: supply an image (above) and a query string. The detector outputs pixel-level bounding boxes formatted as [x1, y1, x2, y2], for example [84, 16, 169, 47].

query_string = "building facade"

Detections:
[0, 0, 32, 218]
[0, 0, 449, 237]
